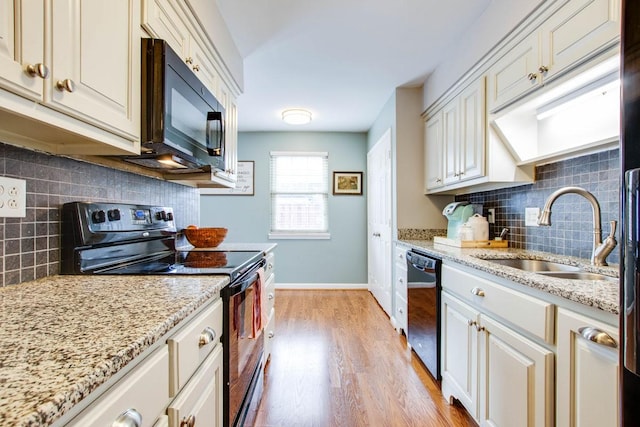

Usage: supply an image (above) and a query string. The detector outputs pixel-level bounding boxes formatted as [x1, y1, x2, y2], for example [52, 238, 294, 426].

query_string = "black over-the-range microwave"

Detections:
[122, 38, 226, 174]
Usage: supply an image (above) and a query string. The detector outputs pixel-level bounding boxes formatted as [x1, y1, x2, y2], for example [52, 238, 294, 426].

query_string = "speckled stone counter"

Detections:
[0, 274, 228, 427]
[399, 240, 619, 315]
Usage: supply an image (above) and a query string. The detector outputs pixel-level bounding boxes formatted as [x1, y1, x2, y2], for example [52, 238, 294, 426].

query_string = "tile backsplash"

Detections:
[456, 149, 620, 264]
[0, 143, 200, 287]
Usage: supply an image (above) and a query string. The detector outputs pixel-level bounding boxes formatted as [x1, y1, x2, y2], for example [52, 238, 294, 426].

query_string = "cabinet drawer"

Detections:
[395, 266, 407, 300]
[395, 294, 408, 334]
[167, 344, 223, 427]
[265, 251, 275, 278]
[442, 264, 554, 343]
[264, 309, 276, 364]
[395, 246, 408, 265]
[68, 347, 169, 427]
[168, 298, 222, 396]
[265, 272, 276, 315]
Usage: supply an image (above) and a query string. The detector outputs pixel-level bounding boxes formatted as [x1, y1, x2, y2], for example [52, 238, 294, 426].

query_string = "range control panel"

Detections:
[63, 202, 176, 237]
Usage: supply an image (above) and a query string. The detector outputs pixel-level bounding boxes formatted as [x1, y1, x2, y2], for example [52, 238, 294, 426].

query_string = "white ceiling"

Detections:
[215, 0, 493, 132]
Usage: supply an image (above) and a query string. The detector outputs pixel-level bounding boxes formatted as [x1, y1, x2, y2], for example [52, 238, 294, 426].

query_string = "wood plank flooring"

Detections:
[253, 290, 477, 427]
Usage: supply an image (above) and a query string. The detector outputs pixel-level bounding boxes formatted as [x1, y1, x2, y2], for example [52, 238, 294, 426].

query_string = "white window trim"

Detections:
[270, 151, 330, 239]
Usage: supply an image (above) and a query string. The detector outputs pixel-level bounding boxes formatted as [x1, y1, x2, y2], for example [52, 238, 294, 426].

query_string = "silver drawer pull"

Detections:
[268, 331, 275, 339]
[268, 292, 275, 300]
[578, 327, 617, 349]
[471, 287, 485, 297]
[198, 326, 216, 347]
[112, 408, 142, 427]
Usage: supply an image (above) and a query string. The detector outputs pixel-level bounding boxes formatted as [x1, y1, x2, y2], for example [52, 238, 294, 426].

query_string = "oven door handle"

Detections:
[227, 259, 266, 296]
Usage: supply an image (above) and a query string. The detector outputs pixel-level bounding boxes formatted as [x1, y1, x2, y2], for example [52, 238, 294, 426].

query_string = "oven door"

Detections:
[223, 263, 265, 427]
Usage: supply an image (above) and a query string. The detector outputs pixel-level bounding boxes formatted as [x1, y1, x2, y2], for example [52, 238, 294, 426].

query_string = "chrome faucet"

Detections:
[537, 186, 617, 266]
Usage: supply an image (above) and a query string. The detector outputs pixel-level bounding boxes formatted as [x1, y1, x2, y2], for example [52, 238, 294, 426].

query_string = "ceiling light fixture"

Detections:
[282, 109, 312, 125]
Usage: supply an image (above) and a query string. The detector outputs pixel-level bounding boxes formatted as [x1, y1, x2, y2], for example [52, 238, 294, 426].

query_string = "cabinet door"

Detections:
[141, 0, 191, 59]
[264, 309, 276, 365]
[541, 0, 620, 83]
[441, 292, 479, 420]
[424, 111, 444, 191]
[459, 78, 486, 182]
[0, 0, 44, 100]
[442, 100, 460, 186]
[189, 35, 221, 97]
[167, 344, 224, 427]
[479, 315, 554, 427]
[215, 81, 238, 182]
[49, 0, 139, 140]
[487, 32, 541, 112]
[556, 308, 619, 427]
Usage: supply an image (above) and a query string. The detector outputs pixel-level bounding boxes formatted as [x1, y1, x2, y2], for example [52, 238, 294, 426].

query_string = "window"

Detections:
[269, 151, 330, 239]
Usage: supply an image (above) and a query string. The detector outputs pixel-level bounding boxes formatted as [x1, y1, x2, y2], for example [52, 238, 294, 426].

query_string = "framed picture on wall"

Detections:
[200, 161, 255, 195]
[333, 171, 363, 195]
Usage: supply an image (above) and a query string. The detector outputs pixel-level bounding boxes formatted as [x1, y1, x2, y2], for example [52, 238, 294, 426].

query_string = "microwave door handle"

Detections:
[206, 111, 223, 157]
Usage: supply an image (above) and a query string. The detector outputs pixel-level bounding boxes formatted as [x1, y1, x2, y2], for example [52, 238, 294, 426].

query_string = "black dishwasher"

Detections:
[406, 249, 441, 381]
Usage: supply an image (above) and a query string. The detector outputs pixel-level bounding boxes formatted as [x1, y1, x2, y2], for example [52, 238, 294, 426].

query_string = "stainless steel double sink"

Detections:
[482, 258, 617, 282]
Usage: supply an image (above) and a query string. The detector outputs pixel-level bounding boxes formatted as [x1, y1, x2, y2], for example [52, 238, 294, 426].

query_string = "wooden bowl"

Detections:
[183, 227, 228, 248]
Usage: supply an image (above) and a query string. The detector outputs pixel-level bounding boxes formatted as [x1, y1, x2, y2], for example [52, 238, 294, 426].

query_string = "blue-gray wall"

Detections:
[200, 132, 368, 284]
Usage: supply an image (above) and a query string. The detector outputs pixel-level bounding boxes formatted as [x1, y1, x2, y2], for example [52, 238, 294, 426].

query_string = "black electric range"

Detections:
[60, 201, 262, 281]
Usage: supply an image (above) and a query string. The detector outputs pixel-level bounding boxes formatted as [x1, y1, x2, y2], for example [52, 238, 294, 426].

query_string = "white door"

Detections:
[367, 129, 392, 316]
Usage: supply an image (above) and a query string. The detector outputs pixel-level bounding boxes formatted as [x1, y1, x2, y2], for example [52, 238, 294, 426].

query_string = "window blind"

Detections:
[270, 151, 329, 235]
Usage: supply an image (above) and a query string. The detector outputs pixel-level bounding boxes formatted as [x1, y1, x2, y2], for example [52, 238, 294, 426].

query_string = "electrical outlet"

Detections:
[525, 207, 540, 227]
[0, 177, 26, 218]
[487, 208, 495, 224]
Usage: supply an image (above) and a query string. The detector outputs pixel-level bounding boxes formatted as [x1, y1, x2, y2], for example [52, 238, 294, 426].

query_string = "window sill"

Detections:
[268, 232, 331, 240]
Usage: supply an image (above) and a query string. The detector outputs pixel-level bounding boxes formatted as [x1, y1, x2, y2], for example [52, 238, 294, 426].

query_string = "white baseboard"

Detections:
[275, 283, 368, 290]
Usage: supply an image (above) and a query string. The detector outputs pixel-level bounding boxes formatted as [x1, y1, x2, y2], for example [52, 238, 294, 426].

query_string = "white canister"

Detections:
[458, 223, 474, 241]
[467, 214, 489, 241]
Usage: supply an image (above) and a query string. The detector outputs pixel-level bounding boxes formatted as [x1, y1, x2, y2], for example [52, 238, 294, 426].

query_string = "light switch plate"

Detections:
[525, 207, 540, 227]
[0, 177, 26, 218]
[487, 208, 495, 224]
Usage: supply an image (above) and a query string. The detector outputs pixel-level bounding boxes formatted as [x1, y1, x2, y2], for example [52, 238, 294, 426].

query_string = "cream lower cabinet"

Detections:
[556, 307, 619, 427]
[263, 250, 276, 365]
[441, 263, 554, 426]
[441, 290, 553, 426]
[393, 244, 408, 334]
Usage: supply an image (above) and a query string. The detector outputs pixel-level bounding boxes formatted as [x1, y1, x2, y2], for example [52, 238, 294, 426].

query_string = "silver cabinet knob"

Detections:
[198, 326, 216, 347]
[268, 331, 275, 339]
[467, 320, 476, 327]
[436, 178, 442, 183]
[578, 327, 617, 349]
[476, 325, 486, 332]
[471, 287, 485, 297]
[26, 63, 49, 79]
[268, 292, 274, 300]
[527, 72, 538, 82]
[112, 409, 142, 427]
[56, 78, 75, 92]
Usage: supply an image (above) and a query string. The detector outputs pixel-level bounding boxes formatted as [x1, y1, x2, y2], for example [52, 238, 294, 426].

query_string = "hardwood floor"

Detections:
[253, 290, 477, 427]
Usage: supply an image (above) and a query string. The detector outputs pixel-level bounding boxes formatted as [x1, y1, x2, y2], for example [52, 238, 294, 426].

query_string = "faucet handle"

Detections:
[608, 220, 617, 239]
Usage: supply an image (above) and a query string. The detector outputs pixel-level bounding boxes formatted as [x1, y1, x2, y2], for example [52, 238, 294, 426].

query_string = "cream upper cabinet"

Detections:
[0, 0, 140, 155]
[424, 77, 487, 192]
[556, 307, 619, 427]
[0, 0, 45, 101]
[141, 0, 190, 60]
[424, 110, 444, 191]
[50, 0, 140, 141]
[488, 0, 620, 112]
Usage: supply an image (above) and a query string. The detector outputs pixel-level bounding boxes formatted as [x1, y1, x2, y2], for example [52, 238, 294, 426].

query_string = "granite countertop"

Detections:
[0, 274, 229, 427]
[399, 240, 620, 315]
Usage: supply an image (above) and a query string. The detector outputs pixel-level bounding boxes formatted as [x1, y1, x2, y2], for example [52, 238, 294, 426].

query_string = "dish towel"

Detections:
[252, 266, 265, 338]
